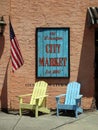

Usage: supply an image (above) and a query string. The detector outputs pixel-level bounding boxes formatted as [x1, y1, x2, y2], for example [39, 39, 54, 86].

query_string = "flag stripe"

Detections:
[11, 56, 18, 70]
[11, 47, 21, 68]
[11, 39, 23, 65]
[10, 21, 24, 72]
[13, 37, 23, 61]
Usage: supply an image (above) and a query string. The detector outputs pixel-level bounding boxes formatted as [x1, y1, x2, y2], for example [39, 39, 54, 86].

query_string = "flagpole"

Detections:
[9, 0, 11, 19]
[9, 0, 12, 73]
[9, 0, 24, 72]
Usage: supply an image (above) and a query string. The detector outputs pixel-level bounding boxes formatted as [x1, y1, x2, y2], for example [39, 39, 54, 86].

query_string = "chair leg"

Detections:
[19, 108, 22, 116]
[35, 105, 38, 118]
[57, 108, 59, 116]
[75, 107, 83, 118]
[75, 110, 78, 118]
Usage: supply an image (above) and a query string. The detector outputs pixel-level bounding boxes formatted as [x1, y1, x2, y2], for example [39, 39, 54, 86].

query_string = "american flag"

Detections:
[10, 21, 24, 72]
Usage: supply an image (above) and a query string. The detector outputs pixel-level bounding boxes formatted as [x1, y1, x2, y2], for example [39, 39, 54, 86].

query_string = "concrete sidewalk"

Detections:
[0, 110, 98, 130]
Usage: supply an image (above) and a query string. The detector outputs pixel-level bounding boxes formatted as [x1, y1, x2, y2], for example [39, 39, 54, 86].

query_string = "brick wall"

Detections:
[0, 0, 98, 111]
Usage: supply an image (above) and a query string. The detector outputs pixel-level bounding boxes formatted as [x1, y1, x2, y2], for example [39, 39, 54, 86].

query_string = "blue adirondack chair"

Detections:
[56, 82, 83, 118]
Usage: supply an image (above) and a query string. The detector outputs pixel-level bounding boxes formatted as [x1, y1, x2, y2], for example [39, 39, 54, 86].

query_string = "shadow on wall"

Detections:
[0, 36, 4, 59]
[36, 78, 69, 85]
[1, 60, 10, 112]
[77, 11, 95, 101]
[0, 36, 9, 112]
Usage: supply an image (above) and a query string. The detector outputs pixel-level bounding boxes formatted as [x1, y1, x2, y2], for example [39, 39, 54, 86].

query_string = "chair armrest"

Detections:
[75, 95, 83, 106]
[56, 94, 66, 104]
[18, 93, 32, 98]
[33, 95, 48, 99]
[56, 94, 66, 98]
[75, 95, 83, 99]
[56, 94, 66, 99]
[17, 93, 32, 104]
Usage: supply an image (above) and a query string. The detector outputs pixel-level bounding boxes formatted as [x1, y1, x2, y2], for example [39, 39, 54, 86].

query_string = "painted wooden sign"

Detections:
[36, 27, 70, 78]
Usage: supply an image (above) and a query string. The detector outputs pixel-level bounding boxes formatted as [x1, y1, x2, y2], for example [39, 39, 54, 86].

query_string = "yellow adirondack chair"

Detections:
[18, 81, 50, 117]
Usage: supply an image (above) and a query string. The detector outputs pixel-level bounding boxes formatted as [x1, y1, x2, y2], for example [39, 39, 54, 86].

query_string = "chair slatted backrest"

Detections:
[65, 82, 80, 105]
[30, 81, 48, 106]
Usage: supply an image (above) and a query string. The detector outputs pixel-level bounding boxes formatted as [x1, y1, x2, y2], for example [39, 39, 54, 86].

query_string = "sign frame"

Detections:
[36, 27, 70, 78]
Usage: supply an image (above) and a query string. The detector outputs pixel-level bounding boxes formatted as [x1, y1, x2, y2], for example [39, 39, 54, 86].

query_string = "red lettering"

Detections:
[50, 58, 58, 66]
[50, 32, 56, 35]
[53, 70, 60, 74]
[44, 36, 63, 40]
[45, 58, 49, 65]
[39, 58, 44, 66]
[46, 44, 61, 53]
[58, 58, 63, 66]
[50, 44, 52, 53]
[46, 44, 49, 53]
[39, 57, 67, 66]
[63, 58, 66, 66]
[57, 44, 60, 53]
